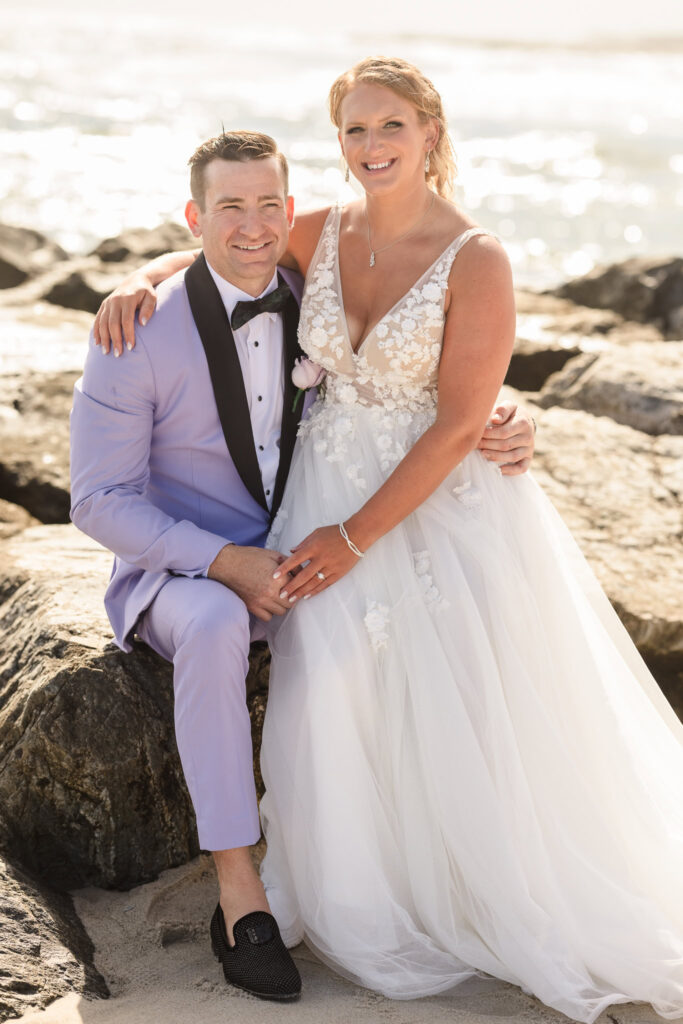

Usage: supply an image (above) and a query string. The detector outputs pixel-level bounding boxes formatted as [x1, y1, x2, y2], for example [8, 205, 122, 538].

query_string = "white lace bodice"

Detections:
[269, 205, 498, 519]
[298, 204, 494, 413]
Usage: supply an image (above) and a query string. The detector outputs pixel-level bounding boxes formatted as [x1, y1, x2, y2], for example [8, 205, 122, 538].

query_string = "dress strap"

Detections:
[449, 227, 498, 261]
[304, 205, 340, 288]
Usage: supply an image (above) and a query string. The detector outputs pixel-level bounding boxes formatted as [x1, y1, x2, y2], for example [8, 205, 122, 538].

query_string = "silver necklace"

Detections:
[364, 192, 436, 268]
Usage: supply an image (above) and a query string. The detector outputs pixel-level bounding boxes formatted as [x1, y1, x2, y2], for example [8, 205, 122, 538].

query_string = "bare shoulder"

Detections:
[447, 230, 512, 301]
[286, 205, 334, 275]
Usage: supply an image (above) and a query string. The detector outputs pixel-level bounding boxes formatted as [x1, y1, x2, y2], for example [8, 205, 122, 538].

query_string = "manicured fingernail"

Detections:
[272, 571, 281, 579]
[303, 594, 311, 600]
[485, 422, 492, 429]
[288, 595, 297, 603]
[140, 316, 148, 326]
[279, 590, 288, 599]
[114, 350, 120, 357]
[127, 342, 133, 351]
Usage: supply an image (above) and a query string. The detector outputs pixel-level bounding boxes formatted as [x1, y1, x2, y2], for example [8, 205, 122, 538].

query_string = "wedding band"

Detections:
[316, 570, 326, 581]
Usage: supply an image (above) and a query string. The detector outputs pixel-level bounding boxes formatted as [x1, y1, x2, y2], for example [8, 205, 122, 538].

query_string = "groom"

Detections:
[70, 130, 536, 1002]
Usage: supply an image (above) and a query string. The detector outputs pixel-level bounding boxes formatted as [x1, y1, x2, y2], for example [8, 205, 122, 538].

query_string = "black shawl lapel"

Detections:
[270, 274, 304, 521]
[185, 253, 268, 512]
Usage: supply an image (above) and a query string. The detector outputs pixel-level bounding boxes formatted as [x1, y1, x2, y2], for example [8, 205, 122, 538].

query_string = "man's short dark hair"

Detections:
[188, 131, 289, 209]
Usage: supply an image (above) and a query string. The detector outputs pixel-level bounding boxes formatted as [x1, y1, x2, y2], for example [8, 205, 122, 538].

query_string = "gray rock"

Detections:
[537, 341, 683, 435]
[0, 855, 108, 1022]
[40, 259, 141, 316]
[0, 224, 68, 290]
[505, 336, 580, 392]
[549, 257, 683, 338]
[531, 404, 683, 717]
[0, 498, 39, 541]
[515, 287, 665, 343]
[89, 222, 194, 263]
[0, 370, 75, 522]
[0, 525, 270, 891]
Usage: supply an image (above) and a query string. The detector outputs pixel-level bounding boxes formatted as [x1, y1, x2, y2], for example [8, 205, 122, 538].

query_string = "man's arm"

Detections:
[70, 331, 230, 577]
[70, 331, 295, 619]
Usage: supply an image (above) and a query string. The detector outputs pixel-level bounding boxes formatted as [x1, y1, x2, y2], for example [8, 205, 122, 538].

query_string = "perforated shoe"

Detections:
[210, 904, 302, 1001]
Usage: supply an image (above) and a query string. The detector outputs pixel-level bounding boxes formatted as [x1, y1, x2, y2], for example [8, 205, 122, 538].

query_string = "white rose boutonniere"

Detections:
[292, 357, 326, 412]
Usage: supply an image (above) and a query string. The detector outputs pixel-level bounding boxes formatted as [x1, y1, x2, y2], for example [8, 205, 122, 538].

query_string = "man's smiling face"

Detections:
[185, 156, 294, 296]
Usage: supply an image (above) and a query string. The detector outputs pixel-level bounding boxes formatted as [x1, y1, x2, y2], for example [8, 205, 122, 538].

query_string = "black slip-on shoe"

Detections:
[210, 904, 302, 1001]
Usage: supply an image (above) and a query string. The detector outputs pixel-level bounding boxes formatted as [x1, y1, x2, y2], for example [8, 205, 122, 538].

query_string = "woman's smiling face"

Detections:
[338, 82, 437, 194]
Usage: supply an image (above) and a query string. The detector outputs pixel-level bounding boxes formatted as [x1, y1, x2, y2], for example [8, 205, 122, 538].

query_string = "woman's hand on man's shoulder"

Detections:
[94, 270, 158, 356]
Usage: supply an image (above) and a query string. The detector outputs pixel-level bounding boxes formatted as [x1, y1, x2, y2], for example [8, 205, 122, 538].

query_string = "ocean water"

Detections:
[2, 6, 683, 288]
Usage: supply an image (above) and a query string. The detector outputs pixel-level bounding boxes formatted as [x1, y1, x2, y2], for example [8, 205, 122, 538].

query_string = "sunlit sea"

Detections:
[3, 8, 683, 288]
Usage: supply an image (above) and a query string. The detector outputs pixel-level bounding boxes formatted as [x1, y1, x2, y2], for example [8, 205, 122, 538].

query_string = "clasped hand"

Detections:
[273, 525, 360, 603]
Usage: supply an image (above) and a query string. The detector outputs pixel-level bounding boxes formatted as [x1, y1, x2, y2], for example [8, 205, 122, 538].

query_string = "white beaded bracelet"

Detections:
[339, 521, 365, 558]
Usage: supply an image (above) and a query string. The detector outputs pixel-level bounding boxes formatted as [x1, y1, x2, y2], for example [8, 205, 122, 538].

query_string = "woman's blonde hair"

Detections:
[328, 56, 457, 198]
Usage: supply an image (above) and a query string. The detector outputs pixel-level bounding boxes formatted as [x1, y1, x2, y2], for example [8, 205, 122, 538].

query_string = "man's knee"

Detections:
[176, 581, 250, 656]
[141, 577, 251, 666]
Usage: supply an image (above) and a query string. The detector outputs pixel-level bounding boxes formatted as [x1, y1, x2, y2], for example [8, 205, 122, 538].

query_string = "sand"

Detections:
[7, 851, 666, 1024]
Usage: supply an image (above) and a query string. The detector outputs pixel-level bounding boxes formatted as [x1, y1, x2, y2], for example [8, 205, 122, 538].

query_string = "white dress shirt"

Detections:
[206, 261, 285, 511]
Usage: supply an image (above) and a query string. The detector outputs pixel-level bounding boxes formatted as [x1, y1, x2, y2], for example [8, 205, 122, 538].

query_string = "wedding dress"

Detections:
[260, 205, 683, 1022]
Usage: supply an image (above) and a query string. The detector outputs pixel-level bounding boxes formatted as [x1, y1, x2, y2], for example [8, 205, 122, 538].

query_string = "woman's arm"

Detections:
[274, 235, 516, 602]
[286, 206, 332, 278]
[95, 249, 199, 354]
[94, 205, 333, 356]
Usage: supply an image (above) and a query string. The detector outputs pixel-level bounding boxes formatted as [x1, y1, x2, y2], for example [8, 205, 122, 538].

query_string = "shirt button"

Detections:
[258, 445, 264, 451]
[266, 489, 271, 495]
[254, 340, 259, 347]
[257, 395, 263, 401]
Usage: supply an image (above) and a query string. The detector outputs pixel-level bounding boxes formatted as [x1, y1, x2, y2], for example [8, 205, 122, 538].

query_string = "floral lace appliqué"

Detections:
[413, 551, 450, 612]
[364, 600, 390, 652]
[267, 507, 288, 550]
[296, 208, 493, 485]
[297, 207, 488, 417]
[453, 480, 482, 513]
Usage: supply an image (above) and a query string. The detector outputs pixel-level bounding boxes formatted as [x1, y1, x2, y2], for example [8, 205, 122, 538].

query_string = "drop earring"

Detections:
[344, 161, 350, 183]
[425, 151, 431, 175]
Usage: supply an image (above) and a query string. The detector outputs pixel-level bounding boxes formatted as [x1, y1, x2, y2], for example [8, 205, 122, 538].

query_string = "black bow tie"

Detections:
[230, 283, 291, 332]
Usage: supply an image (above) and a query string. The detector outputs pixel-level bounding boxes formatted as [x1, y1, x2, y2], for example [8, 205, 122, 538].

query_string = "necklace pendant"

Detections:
[369, 251, 375, 268]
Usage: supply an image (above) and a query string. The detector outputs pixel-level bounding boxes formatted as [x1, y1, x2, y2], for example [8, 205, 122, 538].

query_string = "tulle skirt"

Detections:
[260, 395, 683, 1022]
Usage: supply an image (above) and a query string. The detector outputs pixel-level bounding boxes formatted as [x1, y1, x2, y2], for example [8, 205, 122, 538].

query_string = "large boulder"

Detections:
[0, 855, 108, 1022]
[0, 224, 68, 290]
[510, 287, 666, 393]
[515, 287, 665, 343]
[0, 370, 75, 522]
[505, 336, 580, 392]
[39, 259, 141, 316]
[537, 341, 683, 435]
[0, 304, 90, 523]
[0, 525, 270, 891]
[89, 222, 194, 263]
[549, 257, 683, 338]
[531, 404, 683, 715]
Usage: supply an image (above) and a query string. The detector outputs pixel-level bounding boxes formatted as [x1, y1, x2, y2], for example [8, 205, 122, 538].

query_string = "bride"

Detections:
[257, 58, 683, 1022]
[95, 57, 683, 1023]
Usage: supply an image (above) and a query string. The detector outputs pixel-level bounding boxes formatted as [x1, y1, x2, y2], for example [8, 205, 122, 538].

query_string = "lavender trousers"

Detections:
[136, 575, 264, 851]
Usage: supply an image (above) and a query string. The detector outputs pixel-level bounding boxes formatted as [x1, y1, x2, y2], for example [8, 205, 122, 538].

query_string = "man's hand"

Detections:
[94, 272, 158, 356]
[208, 544, 293, 621]
[477, 400, 536, 476]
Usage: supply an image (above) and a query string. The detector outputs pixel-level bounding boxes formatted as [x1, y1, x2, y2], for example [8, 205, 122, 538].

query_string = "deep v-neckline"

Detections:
[333, 208, 474, 358]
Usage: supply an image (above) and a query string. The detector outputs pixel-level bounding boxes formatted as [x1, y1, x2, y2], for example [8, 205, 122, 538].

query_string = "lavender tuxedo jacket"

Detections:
[70, 255, 312, 651]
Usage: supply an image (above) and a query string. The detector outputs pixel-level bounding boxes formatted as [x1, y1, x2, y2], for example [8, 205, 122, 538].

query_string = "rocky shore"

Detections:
[0, 222, 681, 1022]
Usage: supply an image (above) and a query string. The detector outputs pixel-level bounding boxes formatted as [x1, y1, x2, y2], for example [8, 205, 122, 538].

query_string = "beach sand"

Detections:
[8, 849, 666, 1024]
